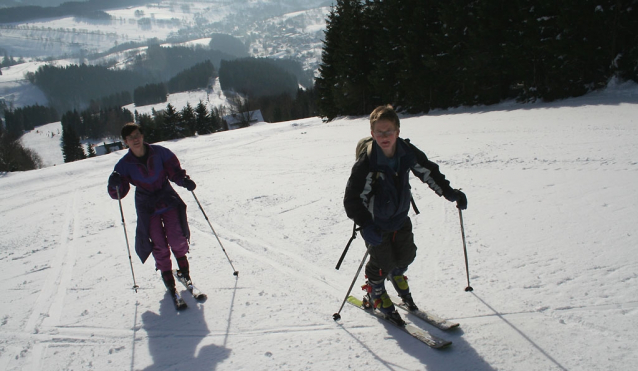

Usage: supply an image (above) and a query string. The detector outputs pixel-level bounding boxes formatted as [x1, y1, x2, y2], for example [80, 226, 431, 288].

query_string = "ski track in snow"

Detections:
[2, 85, 638, 370]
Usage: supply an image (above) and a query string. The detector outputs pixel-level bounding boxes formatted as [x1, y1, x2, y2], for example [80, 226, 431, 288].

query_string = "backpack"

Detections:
[355, 136, 374, 160]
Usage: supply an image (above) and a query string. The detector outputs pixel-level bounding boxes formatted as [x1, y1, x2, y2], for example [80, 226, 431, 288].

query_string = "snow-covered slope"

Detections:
[2, 82, 638, 370]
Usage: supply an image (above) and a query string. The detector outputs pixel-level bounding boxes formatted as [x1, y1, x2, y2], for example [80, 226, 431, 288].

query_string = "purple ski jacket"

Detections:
[108, 143, 191, 263]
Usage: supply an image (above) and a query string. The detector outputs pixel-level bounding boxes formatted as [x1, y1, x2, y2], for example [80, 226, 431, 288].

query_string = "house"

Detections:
[94, 141, 123, 156]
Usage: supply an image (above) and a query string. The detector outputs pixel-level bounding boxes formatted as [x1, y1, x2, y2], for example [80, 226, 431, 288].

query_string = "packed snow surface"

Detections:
[2, 82, 638, 370]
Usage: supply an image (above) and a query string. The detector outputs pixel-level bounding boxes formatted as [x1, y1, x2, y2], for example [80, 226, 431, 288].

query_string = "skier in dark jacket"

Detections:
[107, 123, 198, 295]
[344, 105, 467, 324]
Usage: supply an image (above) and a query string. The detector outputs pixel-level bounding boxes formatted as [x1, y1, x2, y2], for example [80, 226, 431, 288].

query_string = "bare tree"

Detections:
[228, 92, 255, 128]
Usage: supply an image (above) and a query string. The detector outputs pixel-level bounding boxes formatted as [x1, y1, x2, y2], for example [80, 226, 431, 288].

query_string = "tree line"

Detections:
[135, 101, 225, 144]
[28, 46, 259, 113]
[133, 83, 168, 107]
[0, 0, 149, 23]
[60, 105, 133, 163]
[1, 52, 23, 68]
[316, 0, 638, 120]
[218, 58, 299, 99]
[256, 88, 317, 123]
[61, 106, 133, 140]
[27, 48, 314, 122]
[59, 100, 227, 164]
[27, 64, 149, 114]
[3, 104, 59, 138]
[133, 60, 217, 106]
[133, 44, 234, 82]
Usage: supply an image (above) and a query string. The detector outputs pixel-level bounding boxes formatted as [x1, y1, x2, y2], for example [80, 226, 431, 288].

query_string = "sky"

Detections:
[1, 79, 637, 370]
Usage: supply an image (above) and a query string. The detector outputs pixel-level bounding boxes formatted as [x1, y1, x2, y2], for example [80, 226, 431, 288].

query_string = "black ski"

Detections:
[346, 296, 451, 349]
[173, 269, 207, 301]
[389, 294, 459, 331]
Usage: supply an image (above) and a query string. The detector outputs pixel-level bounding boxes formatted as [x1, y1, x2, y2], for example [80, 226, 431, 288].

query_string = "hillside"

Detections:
[1, 0, 327, 119]
[17, 77, 230, 168]
[1, 82, 637, 370]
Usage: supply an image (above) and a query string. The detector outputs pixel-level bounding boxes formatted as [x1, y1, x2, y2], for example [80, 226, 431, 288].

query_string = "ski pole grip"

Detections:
[335, 223, 358, 270]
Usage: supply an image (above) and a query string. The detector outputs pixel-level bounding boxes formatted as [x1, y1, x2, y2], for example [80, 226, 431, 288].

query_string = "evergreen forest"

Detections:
[218, 58, 300, 98]
[315, 0, 638, 120]
[3, 104, 59, 138]
[0, 0, 149, 23]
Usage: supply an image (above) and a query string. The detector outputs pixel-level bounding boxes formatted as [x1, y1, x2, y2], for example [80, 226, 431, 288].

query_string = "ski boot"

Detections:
[161, 270, 177, 295]
[162, 270, 187, 309]
[176, 256, 192, 285]
[388, 267, 418, 311]
[362, 279, 405, 326]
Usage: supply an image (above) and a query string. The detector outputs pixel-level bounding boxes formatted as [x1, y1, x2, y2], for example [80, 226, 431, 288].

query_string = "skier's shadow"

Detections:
[339, 308, 495, 371]
[377, 315, 495, 371]
[140, 293, 231, 370]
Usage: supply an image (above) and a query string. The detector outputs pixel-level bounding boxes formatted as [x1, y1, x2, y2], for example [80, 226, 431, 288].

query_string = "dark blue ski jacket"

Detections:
[344, 138, 453, 232]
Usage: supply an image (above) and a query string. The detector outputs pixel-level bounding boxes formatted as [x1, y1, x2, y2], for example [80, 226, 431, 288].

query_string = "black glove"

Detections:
[360, 224, 383, 246]
[444, 188, 467, 210]
[108, 171, 122, 188]
[183, 177, 196, 191]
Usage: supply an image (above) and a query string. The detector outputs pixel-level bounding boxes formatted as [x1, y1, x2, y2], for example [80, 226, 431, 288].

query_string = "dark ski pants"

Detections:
[365, 217, 417, 282]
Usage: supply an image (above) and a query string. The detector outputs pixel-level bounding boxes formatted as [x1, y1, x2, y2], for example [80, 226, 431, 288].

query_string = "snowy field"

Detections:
[1, 81, 637, 370]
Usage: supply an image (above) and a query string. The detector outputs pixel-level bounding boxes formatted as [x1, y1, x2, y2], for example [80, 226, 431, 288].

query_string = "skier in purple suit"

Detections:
[107, 122, 197, 295]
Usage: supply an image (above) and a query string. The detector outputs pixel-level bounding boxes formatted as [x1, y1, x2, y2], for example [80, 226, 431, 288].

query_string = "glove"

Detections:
[183, 177, 196, 191]
[360, 224, 383, 246]
[444, 188, 467, 210]
[108, 171, 122, 188]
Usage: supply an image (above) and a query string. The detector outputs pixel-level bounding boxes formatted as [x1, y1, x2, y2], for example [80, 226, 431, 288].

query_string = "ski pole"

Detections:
[458, 208, 473, 292]
[335, 223, 359, 270]
[333, 248, 369, 321]
[116, 185, 139, 293]
[191, 191, 239, 276]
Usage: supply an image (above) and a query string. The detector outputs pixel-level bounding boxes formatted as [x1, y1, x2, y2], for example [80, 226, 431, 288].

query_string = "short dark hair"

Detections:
[121, 122, 142, 140]
[369, 105, 400, 130]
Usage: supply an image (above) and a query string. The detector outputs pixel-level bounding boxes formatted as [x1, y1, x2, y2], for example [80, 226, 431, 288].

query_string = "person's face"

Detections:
[124, 129, 144, 152]
[371, 119, 399, 157]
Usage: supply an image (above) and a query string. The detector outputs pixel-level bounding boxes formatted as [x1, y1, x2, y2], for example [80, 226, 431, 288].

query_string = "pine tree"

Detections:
[61, 123, 85, 163]
[613, 0, 638, 82]
[87, 143, 96, 157]
[211, 105, 226, 131]
[195, 101, 212, 135]
[180, 103, 196, 137]
[162, 103, 180, 140]
[137, 112, 158, 143]
[151, 108, 166, 141]
[316, 0, 375, 119]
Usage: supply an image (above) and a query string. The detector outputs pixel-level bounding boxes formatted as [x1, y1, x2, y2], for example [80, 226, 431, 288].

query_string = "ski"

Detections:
[159, 272, 187, 310]
[389, 294, 459, 331]
[173, 269, 207, 301]
[170, 290, 188, 310]
[346, 296, 451, 349]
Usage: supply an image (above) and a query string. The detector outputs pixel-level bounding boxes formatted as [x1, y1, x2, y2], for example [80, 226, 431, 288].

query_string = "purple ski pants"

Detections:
[148, 207, 189, 272]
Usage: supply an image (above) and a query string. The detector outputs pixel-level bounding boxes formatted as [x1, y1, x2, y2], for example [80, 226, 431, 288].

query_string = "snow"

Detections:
[18, 122, 64, 167]
[2, 82, 638, 370]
